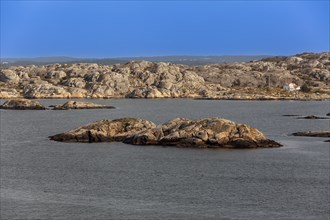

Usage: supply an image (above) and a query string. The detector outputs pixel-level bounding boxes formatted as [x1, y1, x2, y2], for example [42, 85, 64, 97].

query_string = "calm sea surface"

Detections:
[0, 99, 329, 220]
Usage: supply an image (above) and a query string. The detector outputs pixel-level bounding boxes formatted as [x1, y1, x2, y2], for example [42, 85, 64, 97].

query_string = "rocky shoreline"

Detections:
[1, 52, 329, 100]
[49, 117, 282, 149]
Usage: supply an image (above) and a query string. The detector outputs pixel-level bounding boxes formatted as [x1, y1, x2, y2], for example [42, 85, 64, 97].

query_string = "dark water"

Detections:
[0, 99, 329, 220]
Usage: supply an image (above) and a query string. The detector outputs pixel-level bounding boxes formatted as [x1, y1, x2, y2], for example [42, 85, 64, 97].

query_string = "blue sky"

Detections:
[1, 1, 329, 58]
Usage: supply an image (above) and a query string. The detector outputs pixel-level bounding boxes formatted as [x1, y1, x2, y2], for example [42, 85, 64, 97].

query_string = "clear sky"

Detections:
[1, 1, 329, 58]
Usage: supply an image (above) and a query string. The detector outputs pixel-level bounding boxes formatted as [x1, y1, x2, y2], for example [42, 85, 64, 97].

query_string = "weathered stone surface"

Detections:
[1, 52, 329, 100]
[0, 69, 19, 83]
[50, 117, 282, 148]
[23, 80, 71, 98]
[292, 131, 330, 137]
[0, 98, 46, 110]
[51, 101, 115, 110]
[49, 118, 156, 142]
[125, 118, 282, 148]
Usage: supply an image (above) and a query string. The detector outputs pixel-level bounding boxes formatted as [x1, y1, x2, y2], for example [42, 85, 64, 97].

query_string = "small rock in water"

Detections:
[297, 115, 329, 120]
[292, 131, 330, 137]
[51, 101, 115, 110]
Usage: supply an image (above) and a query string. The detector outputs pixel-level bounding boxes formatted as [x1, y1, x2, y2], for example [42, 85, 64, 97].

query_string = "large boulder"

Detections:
[23, 81, 71, 98]
[51, 101, 115, 110]
[0, 69, 19, 83]
[49, 118, 156, 142]
[0, 99, 46, 110]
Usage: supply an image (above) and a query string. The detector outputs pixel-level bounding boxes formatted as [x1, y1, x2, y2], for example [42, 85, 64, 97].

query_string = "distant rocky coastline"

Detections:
[49, 117, 282, 149]
[0, 52, 329, 100]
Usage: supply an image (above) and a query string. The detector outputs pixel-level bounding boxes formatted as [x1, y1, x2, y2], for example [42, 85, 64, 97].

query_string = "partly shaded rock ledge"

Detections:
[51, 101, 115, 110]
[0, 98, 46, 110]
[50, 117, 282, 149]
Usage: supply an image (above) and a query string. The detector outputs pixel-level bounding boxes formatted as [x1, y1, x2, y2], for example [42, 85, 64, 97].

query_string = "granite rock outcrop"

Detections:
[50, 117, 282, 148]
[1, 52, 329, 100]
[0, 98, 46, 110]
[51, 101, 115, 110]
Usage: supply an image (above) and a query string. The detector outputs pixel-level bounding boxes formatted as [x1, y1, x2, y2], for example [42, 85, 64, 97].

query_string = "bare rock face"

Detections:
[0, 99, 46, 110]
[51, 101, 115, 110]
[23, 80, 71, 98]
[292, 131, 330, 137]
[125, 118, 281, 148]
[49, 118, 156, 142]
[50, 117, 282, 148]
[0, 69, 20, 84]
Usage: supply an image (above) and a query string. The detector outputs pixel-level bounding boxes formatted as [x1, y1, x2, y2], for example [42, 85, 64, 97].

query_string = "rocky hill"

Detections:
[0, 52, 329, 100]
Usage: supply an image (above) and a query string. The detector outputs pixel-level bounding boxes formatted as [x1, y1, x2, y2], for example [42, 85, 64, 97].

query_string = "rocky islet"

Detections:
[51, 101, 115, 110]
[0, 99, 116, 110]
[49, 117, 282, 149]
[292, 131, 330, 138]
[0, 98, 46, 110]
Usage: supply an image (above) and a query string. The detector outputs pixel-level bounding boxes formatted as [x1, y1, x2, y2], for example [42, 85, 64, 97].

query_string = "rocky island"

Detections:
[51, 101, 115, 110]
[0, 52, 329, 100]
[50, 117, 282, 148]
[0, 98, 46, 110]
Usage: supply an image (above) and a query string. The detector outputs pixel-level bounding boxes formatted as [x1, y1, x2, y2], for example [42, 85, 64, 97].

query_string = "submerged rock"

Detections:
[0, 98, 46, 110]
[292, 131, 330, 137]
[49, 118, 156, 142]
[51, 101, 115, 110]
[50, 117, 282, 148]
